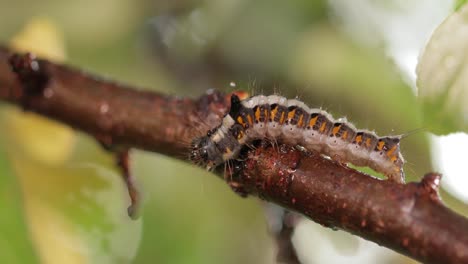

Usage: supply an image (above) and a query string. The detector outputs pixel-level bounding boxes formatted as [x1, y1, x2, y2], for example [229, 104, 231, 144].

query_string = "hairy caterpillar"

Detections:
[190, 94, 405, 183]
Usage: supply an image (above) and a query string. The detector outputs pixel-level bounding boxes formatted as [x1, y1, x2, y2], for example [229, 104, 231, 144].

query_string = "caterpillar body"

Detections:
[191, 94, 405, 183]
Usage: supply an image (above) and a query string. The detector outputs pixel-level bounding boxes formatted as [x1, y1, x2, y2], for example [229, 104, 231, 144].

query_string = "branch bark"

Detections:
[1, 46, 467, 264]
[234, 143, 468, 264]
[0, 46, 229, 157]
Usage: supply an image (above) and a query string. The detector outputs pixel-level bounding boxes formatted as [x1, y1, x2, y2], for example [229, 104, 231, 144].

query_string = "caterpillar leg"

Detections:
[227, 181, 249, 198]
[223, 160, 249, 197]
[387, 169, 405, 184]
[331, 153, 349, 167]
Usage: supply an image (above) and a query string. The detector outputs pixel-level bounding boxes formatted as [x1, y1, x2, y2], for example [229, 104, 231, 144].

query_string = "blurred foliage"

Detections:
[417, 4, 468, 135]
[3, 17, 142, 264]
[0, 0, 465, 264]
[0, 138, 39, 263]
[455, 0, 468, 11]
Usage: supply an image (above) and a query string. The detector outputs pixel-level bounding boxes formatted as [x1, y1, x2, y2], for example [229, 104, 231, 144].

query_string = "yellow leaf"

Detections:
[9, 17, 66, 62]
[6, 17, 75, 165]
[4, 109, 75, 165]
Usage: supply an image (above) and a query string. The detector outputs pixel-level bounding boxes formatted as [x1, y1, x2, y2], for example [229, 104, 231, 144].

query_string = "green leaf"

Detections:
[455, 0, 468, 11]
[416, 4, 468, 135]
[0, 144, 39, 263]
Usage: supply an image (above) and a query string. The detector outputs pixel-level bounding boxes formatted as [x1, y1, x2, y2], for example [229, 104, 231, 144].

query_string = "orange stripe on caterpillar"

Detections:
[190, 94, 405, 183]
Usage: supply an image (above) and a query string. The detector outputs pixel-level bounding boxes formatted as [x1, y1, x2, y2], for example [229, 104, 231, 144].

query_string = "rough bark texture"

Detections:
[234, 143, 468, 264]
[1, 47, 229, 158]
[1, 47, 467, 264]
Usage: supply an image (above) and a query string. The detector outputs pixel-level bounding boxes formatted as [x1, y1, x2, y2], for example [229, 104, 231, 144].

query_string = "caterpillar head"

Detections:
[190, 136, 224, 171]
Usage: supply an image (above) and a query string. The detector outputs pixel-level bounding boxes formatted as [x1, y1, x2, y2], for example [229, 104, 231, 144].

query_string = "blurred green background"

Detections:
[0, 0, 466, 263]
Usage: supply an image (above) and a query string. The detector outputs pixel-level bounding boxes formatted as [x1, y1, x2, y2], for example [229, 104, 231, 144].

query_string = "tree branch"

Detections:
[1, 46, 467, 264]
[0, 46, 229, 157]
[232, 143, 468, 264]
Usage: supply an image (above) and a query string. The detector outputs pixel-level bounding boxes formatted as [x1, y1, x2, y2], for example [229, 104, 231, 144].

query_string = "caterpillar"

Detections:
[190, 94, 405, 183]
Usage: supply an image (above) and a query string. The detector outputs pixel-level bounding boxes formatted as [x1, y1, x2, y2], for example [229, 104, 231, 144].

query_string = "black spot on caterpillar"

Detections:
[190, 94, 405, 183]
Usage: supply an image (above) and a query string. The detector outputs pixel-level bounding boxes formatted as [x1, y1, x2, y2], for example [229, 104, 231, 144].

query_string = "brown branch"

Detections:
[1, 46, 467, 263]
[275, 217, 300, 264]
[114, 148, 140, 219]
[263, 205, 301, 264]
[1, 47, 229, 158]
[232, 143, 468, 264]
